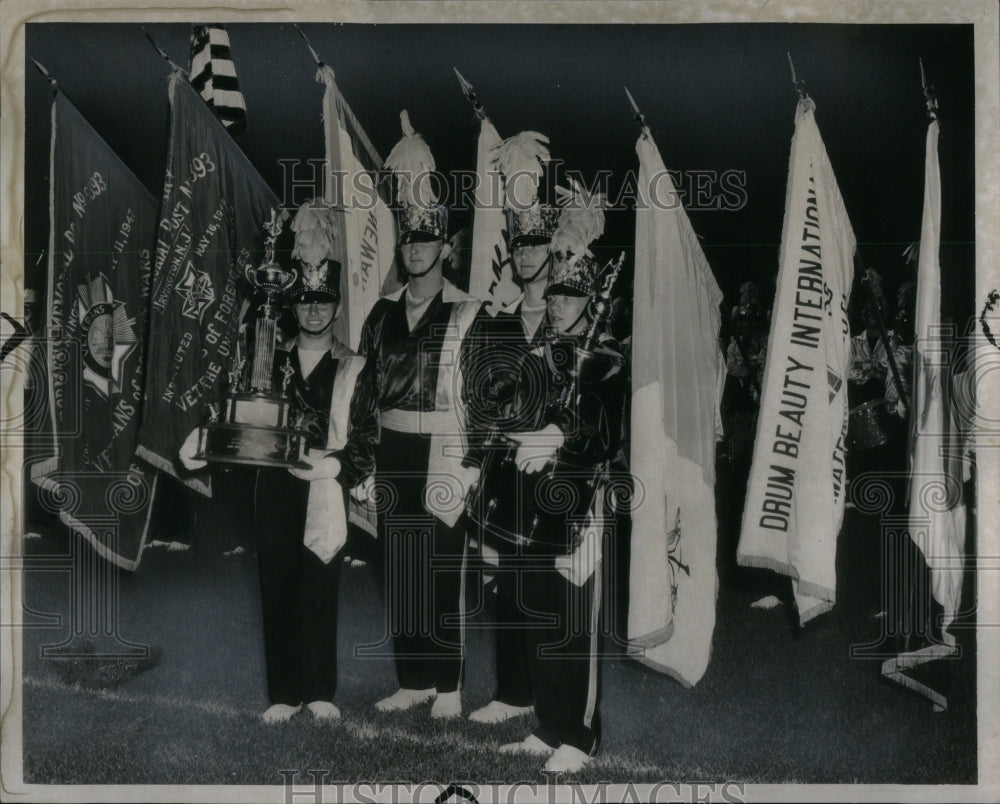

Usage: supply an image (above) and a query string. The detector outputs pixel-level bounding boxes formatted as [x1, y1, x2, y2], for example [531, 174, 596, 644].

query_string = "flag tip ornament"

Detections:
[30, 58, 58, 91]
[454, 67, 485, 120]
[786, 52, 809, 101]
[624, 86, 648, 132]
[142, 27, 184, 73]
[920, 58, 939, 122]
[294, 24, 325, 68]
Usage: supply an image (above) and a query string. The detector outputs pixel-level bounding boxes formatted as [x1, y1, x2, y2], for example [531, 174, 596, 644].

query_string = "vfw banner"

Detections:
[32, 91, 159, 570]
[316, 65, 396, 351]
[737, 98, 855, 625]
[627, 129, 724, 687]
[136, 70, 280, 487]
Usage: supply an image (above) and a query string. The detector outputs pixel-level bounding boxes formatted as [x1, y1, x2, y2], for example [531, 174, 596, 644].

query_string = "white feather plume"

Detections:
[550, 179, 606, 260]
[492, 131, 551, 210]
[384, 110, 438, 206]
[290, 198, 338, 267]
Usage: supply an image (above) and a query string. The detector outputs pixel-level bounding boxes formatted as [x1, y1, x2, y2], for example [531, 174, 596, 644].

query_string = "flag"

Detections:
[135, 70, 279, 490]
[626, 127, 724, 686]
[903, 119, 967, 645]
[30, 91, 160, 570]
[468, 117, 518, 314]
[315, 65, 396, 351]
[737, 98, 855, 625]
[189, 24, 248, 134]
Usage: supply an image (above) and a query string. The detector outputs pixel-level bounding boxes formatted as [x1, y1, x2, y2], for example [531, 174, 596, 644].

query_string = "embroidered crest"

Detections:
[76, 273, 138, 398]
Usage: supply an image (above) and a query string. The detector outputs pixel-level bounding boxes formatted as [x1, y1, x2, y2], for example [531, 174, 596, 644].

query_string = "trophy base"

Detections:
[194, 392, 308, 469]
[196, 423, 308, 469]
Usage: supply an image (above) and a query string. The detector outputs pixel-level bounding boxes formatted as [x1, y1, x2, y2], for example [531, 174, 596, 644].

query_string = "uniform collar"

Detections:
[385, 278, 475, 305]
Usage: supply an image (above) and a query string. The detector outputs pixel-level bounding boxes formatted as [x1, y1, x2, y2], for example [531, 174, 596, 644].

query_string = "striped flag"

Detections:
[189, 24, 247, 134]
[627, 126, 725, 686]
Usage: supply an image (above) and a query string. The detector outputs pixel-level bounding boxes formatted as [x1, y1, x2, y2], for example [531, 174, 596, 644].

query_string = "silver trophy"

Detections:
[194, 210, 308, 468]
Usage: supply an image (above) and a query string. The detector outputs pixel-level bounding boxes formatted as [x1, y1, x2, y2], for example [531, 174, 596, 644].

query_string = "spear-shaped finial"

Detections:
[142, 27, 185, 73]
[30, 58, 58, 92]
[920, 58, 939, 121]
[294, 24, 325, 68]
[454, 67, 486, 121]
[624, 87, 649, 134]
[787, 52, 809, 101]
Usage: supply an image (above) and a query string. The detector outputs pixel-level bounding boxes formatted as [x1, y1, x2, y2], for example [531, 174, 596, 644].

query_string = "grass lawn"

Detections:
[16, 469, 977, 788]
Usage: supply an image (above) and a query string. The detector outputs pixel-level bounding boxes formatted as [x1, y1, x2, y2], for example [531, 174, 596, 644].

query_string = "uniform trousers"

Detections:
[522, 560, 603, 755]
[490, 547, 534, 707]
[376, 427, 467, 694]
[253, 468, 343, 706]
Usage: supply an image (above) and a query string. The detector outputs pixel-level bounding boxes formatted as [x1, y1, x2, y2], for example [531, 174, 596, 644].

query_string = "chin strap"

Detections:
[521, 253, 551, 285]
[406, 263, 437, 279]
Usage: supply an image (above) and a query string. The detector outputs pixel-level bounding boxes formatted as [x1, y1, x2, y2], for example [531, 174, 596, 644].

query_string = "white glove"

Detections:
[178, 428, 207, 471]
[288, 449, 341, 482]
[459, 464, 481, 496]
[508, 424, 565, 474]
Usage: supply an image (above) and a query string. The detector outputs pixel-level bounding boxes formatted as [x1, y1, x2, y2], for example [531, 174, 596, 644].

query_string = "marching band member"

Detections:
[360, 112, 483, 720]
[464, 131, 559, 724]
[496, 187, 627, 773]
[180, 205, 378, 723]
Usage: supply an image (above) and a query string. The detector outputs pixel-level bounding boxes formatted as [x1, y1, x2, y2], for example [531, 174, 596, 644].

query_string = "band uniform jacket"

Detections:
[503, 328, 628, 559]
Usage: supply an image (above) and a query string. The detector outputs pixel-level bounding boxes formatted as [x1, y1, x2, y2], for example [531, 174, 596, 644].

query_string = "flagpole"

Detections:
[141, 28, 185, 74]
[786, 52, 809, 101]
[920, 58, 939, 122]
[453, 68, 487, 121]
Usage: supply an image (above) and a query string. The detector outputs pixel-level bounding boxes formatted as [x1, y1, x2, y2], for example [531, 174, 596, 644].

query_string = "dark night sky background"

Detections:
[23, 22, 976, 326]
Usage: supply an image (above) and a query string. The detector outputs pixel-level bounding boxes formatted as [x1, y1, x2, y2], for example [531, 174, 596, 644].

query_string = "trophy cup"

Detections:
[194, 210, 309, 468]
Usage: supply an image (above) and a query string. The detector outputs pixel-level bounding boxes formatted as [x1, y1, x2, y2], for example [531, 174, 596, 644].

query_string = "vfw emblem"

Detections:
[175, 260, 215, 321]
[77, 273, 138, 398]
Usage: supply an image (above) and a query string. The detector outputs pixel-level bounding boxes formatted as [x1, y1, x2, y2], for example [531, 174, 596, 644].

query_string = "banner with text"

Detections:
[136, 70, 279, 489]
[317, 65, 396, 352]
[737, 98, 855, 625]
[32, 91, 160, 569]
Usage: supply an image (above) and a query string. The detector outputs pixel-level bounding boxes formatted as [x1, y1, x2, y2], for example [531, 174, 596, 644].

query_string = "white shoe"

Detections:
[262, 703, 302, 724]
[307, 700, 341, 721]
[375, 687, 436, 712]
[543, 744, 591, 773]
[469, 700, 533, 723]
[499, 734, 555, 756]
[430, 690, 462, 720]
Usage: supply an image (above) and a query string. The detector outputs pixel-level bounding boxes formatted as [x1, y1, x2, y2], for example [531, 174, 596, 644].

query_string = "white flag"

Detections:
[468, 117, 519, 314]
[627, 129, 724, 686]
[317, 66, 396, 351]
[906, 119, 967, 644]
[737, 99, 855, 625]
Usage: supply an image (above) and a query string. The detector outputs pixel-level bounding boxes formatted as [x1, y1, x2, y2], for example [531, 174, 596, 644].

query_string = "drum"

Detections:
[467, 431, 602, 550]
[847, 399, 891, 451]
